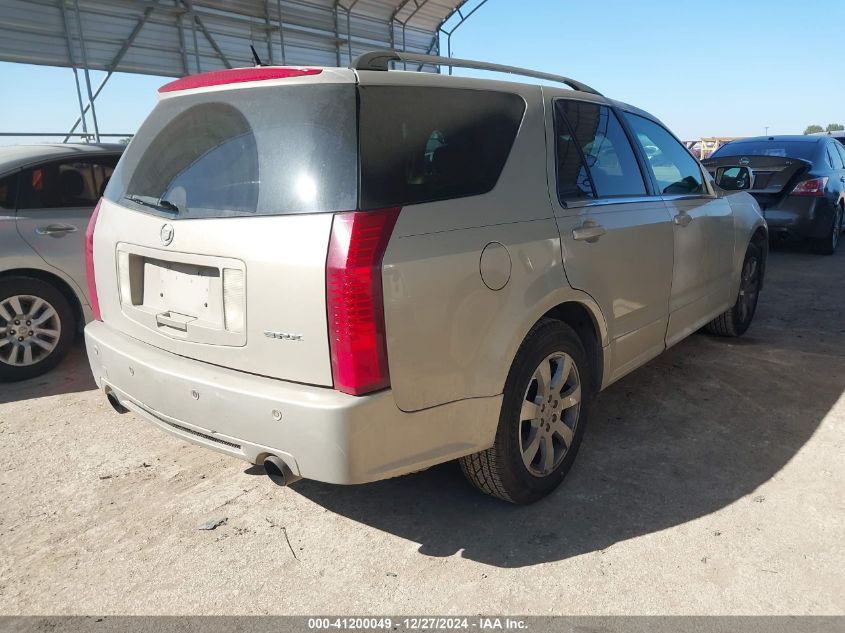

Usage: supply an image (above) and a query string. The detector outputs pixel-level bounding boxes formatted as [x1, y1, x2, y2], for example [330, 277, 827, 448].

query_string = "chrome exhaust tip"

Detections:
[106, 391, 129, 414]
[263, 455, 301, 487]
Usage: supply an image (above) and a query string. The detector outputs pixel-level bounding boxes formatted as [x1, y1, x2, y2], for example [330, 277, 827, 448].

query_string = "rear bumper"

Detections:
[762, 196, 836, 240]
[84, 321, 501, 484]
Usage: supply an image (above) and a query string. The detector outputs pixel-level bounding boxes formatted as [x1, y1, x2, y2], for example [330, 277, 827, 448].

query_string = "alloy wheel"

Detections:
[0, 295, 62, 366]
[737, 255, 760, 325]
[518, 352, 582, 477]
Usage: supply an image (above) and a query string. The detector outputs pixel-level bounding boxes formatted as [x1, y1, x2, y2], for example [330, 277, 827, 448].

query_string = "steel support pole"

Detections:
[71, 0, 100, 142]
[276, 0, 287, 64]
[263, 0, 274, 64]
[66, 0, 161, 141]
[59, 1, 89, 139]
[176, 0, 190, 75]
[184, 0, 201, 72]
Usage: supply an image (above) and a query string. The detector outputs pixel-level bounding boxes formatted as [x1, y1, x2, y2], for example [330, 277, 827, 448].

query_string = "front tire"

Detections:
[460, 319, 592, 504]
[705, 242, 762, 337]
[0, 277, 76, 382]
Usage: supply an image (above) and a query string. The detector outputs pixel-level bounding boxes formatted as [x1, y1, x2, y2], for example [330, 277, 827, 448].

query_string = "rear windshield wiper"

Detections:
[123, 194, 181, 214]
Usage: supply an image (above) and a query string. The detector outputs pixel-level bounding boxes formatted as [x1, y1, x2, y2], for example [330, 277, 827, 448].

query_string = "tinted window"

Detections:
[625, 113, 705, 195]
[106, 84, 357, 218]
[358, 87, 525, 209]
[554, 111, 594, 200]
[710, 140, 818, 162]
[0, 172, 18, 209]
[827, 143, 844, 169]
[556, 100, 646, 198]
[18, 157, 117, 209]
[836, 142, 845, 168]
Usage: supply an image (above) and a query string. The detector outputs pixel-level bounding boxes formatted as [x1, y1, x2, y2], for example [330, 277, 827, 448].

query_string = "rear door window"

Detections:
[555, 100, 646, 199]
[18, 157, 118, 209]
[624, 113, 706, 195]
[358, 87, 525, 209]
[106, 84, 357, 218]
[827, 143, 843, 169]
[835, 142, 845, 168]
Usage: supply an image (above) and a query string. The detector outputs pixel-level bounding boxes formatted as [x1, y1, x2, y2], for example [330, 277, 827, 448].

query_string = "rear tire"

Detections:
[460, 318, 592, 504]
[0, 277, 75, 382]
[813, 207, 842, 255]
[705, 242, 762, 337]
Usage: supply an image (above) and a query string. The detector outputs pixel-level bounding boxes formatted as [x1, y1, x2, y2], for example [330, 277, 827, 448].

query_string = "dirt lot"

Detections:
[1, 244, 843, 615]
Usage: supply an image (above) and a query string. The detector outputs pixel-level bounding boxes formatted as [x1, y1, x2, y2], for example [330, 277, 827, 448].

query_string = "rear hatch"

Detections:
[94, 69, 357, 386]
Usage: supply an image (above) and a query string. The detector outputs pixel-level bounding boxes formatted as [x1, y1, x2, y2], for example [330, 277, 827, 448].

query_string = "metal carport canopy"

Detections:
[0, 0, 479, 77]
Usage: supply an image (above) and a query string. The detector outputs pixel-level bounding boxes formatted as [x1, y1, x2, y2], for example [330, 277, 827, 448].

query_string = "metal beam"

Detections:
[182, 2, 234, 69]
[65, 0, 162, 141]
[277, 0, 287, 64]
[263, 0, 274, 64]
[59, 0, 89, 139]
[72, 0, 101, 142]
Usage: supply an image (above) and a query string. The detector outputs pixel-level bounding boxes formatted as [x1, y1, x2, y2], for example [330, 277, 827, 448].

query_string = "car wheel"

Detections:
[0, 277, 76, 382]
[705, 242, 762, 337]
[813, 207, 842, 255]
[460, 318, 592, 504]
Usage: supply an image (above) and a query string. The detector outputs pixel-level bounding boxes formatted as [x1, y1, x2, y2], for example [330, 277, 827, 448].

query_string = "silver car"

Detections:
[84, 53, 767, 503]
[0, 143, 123, 381]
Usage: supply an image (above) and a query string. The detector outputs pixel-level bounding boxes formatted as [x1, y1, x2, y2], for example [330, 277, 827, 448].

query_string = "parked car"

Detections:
[84, 53, 767, 504]
[0, 143, 123, 380]
[703, 135, 845, 254]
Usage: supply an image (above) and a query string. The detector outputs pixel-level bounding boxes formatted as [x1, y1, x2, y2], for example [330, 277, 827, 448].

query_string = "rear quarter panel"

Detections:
[378, 76, 608, 412]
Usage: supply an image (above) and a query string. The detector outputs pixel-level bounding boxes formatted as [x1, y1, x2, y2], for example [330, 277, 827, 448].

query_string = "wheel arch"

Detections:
[541, 301, 606, 392]
[0, 268, 87, 332]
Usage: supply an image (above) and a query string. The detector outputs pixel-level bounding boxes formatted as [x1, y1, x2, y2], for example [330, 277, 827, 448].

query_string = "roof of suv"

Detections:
[0, 143, 124, 175]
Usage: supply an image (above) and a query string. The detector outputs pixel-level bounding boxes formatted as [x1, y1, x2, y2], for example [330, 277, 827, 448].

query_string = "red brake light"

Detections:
[791, 177, 828, 196]
[158, 67, 322, 93]
[85, 199, 102, 321]
[326, 208, 401, 396]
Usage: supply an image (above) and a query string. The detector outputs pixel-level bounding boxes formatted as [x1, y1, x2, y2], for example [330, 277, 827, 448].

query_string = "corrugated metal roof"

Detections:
[0, 0, 470, 78]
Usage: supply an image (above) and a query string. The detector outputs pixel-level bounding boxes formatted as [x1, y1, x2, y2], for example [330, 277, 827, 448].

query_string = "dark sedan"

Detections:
[703, 135, 845, 254]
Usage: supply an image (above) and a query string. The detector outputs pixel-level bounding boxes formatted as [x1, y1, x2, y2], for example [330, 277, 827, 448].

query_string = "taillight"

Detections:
[85, 198, 103, 321]
[158, 67, 322, 93]
[791, 177, 828, 196]
[85, 199, 102, 321]
[326, 208, 401, 396]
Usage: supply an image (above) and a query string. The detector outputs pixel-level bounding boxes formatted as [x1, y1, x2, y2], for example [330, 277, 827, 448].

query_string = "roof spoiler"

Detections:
[352, 49, 603, 97]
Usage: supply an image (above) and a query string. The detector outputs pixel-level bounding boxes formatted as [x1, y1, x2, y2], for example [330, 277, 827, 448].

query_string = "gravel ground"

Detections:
[0, 244, 843, 615]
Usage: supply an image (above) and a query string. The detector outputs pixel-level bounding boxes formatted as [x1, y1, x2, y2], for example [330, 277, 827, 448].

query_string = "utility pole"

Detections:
[764, 126, 769, 136]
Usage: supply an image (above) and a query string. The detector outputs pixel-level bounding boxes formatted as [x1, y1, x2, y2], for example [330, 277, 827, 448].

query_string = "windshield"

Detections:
[105, 83, 357, 219]
[711, 141, 818, 162]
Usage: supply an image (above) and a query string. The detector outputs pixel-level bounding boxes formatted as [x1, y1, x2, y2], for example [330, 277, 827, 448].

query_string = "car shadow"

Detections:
[291, 246, 845, 567]
[0, 340, 96, 405]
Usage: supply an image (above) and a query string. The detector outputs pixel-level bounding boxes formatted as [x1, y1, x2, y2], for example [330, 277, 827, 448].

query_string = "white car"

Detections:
[0, 143, 122, 380]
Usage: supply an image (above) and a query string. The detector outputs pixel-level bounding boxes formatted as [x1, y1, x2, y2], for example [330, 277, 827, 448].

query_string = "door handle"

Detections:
[572, 222, 606, 243]
[35, 224, 78, 236]
[673, 213, 693, 227]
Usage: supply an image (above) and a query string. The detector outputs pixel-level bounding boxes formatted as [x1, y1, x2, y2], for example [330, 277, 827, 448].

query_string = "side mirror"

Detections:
[716, 165, 752, 191]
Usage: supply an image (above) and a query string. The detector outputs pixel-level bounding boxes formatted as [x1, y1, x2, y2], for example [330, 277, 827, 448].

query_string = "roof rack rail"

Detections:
[352, 50, 603, 96]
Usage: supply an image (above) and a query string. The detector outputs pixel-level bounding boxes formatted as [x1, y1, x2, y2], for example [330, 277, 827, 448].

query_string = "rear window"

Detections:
[105, 84, 357, 218]
[711, 141, 818, 162]
[358, 86, 526, 209]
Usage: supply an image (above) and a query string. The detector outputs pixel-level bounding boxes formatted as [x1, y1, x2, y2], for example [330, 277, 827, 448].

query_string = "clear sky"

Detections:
[1, 0, 842, 145]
